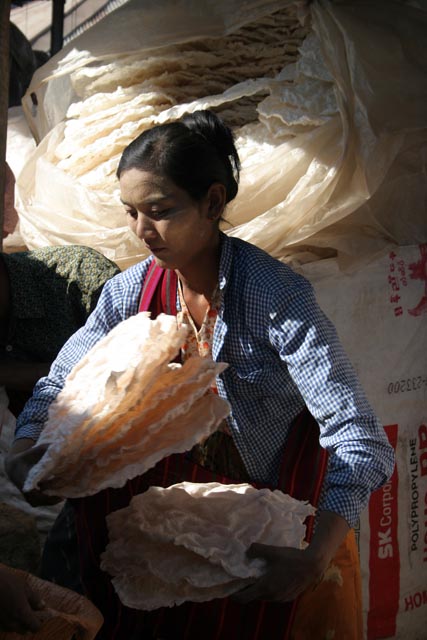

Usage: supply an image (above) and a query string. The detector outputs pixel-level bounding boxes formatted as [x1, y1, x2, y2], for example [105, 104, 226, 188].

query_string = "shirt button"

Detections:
[5, 345, 13, 352]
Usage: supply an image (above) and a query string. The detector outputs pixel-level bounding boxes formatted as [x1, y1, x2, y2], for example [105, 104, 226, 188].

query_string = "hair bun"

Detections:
[182, 110, 240, 196]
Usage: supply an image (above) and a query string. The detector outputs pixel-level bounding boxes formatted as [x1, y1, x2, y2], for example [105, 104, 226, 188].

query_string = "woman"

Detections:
[8, 110, 395, 639]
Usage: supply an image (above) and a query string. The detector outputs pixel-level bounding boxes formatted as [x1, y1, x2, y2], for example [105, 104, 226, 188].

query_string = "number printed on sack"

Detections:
[387, 376, 427, 394]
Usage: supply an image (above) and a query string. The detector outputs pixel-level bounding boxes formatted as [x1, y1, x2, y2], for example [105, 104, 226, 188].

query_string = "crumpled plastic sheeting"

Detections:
[15, 1, 427, 269]
[23, 314, 230, 498]
[15, 2, 307, 269]
[226, 1, 427, 259]
[101, 481, 315, 610]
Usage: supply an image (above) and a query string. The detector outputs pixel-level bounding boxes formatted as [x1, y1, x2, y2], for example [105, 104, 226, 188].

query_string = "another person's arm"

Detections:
[0, 564, 45, 634]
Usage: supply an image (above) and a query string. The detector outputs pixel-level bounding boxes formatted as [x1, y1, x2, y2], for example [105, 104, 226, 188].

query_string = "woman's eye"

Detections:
[151, 208, 171, 219]
[125, 209, 138, 220]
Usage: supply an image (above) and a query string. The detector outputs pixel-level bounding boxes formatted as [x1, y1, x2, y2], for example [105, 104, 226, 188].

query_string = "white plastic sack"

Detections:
[299, 243, 427, 640]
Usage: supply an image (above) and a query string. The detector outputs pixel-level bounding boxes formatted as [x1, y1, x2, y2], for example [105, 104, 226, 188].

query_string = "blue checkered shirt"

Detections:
[16, 234, 395, 526]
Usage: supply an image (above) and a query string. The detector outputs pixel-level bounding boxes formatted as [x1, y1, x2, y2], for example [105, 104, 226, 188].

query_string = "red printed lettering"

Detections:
[378, 529, 393, 558]
[404, 591, 427, 611]
[419, 425, 427, 477]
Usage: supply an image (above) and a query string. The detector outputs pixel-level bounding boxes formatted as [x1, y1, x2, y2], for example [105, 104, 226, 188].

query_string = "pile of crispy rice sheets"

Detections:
[23, 313, 230, 498]
[101, 481, 315, 610]
[17, 4, 314, 269]
[18, 2, 427, 269]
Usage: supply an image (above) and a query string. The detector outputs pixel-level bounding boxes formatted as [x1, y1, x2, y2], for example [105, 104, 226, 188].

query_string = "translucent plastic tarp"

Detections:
[15, 0, 427, 269]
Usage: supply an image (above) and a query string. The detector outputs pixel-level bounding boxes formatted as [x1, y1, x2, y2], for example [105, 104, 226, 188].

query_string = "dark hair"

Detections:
[116, 110, 240, 203]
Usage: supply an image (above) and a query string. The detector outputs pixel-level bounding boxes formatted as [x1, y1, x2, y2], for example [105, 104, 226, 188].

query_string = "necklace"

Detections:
[177, 279, 220, 335]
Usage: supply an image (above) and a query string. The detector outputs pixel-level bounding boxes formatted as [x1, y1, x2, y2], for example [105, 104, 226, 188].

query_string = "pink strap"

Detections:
[138, 259, 178, 317]
[138, 259, 163, 312]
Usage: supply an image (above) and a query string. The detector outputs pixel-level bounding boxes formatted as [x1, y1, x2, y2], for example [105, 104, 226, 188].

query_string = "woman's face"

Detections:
[120, 168, 221, 271]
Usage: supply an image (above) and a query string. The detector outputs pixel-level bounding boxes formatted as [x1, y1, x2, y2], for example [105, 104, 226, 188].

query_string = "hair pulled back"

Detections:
[117, 110, 240, 203]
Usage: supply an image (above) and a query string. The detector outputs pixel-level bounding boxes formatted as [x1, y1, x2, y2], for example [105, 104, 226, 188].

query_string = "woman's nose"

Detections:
[134, 213, 156, 240]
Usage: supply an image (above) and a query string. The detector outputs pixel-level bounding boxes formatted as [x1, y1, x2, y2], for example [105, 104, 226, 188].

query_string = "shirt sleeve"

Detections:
[268, 281, 395, 527]
[14, 271, 136, 442]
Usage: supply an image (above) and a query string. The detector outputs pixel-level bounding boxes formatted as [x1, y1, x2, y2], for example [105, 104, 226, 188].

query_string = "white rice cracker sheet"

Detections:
[23, 313, 230, 498]
[101, 481, 315, 610]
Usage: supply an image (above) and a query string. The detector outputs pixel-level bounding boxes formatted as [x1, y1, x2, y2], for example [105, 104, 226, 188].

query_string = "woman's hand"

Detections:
[0, 565, 45, 634]
[5, 439, 62, 507]
[233, 544, 325, 604]
[234, 511, 350, 604]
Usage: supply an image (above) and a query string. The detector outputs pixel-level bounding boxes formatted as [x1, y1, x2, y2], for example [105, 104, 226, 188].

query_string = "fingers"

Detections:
[5, 442, 60, 506]
[23, 489, 62, 507]
[22, 443, 50, 466]
[246, 542, 278, 560]
[26, 584, 46, 612]
[18, 605, 43, 634]
[232, 582, 265, 604]
[232, 574, 287, 604]
[235, 545, 314, 604]
[5, 444, 49, 493]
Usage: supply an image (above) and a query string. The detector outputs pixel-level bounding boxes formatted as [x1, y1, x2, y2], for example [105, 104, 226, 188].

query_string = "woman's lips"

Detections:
[146, 244, 166, 253]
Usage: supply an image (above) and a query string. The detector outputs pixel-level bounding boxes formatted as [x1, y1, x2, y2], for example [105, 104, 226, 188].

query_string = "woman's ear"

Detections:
[206, 183, 227, 221]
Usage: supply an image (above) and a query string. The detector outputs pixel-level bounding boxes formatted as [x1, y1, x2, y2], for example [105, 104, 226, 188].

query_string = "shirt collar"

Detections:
[174, 233, 233, 312]
[218, 232, 234, 294]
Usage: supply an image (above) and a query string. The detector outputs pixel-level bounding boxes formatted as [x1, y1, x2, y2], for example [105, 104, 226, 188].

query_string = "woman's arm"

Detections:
[268, 281, 395, 527]
[234, 279, 394, 603]
[5, 270, 141, 501]
[12, 271, 134, 443]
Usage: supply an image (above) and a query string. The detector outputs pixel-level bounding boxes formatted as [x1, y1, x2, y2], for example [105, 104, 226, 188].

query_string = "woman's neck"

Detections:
[175, 237, 221, 299]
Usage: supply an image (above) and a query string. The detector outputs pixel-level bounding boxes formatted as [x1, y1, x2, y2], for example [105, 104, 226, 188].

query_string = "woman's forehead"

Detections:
[119, 168, 185, 204]
[121, 169, 170, 194]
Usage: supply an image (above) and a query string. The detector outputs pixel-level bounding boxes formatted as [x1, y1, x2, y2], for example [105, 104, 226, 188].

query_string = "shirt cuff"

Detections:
[14, 423, 44, 443]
